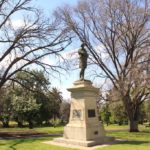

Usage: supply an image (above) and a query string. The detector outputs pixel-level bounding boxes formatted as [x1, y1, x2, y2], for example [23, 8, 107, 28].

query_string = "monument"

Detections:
[78, 43, 88, 81]
[54, 43, 114, 147]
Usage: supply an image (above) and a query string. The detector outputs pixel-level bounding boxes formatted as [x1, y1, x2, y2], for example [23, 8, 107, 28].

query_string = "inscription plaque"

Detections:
[88, 109, 96, 118]
[72, 109, 81, 118]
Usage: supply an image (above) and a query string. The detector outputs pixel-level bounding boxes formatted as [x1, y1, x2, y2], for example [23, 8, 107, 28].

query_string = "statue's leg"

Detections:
[80, 69, 83, 80]
[80, 68, 85, 80]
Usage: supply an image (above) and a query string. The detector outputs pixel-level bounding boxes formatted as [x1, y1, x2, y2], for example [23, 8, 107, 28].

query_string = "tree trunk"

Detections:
[122, 95, 140, 132]
[18, 121, 23, 128]
[128, 105, 140, 132]
[129, 119, 139, 132]
[28, 120, 33, 129]
[2, 121, 9, 128]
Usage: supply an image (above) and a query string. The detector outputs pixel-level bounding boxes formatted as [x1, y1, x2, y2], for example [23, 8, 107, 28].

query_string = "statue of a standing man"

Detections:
[78, 43, 88, 80]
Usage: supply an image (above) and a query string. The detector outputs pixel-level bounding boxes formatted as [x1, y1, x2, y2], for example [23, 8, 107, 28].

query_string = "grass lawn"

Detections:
[0, 125, 149, 150]
[0, 137, 78, 150]
[97, 129, 150, 150]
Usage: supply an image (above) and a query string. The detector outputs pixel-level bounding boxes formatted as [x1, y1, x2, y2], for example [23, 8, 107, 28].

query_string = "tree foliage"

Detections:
[12, 94, 40, 129]
[0, 87, 13, 127]
[60, 101, 70, 124]
[0, 69, 64, 128]
[100, 104, 111, 126]
[144, 100, 150, 125]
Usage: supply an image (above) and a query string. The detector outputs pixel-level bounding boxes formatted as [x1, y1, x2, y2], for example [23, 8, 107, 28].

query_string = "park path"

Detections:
[0, 131, 62, 140]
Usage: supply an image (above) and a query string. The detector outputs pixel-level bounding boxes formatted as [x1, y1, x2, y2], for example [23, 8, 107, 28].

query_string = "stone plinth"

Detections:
[54, 80, 114, 147]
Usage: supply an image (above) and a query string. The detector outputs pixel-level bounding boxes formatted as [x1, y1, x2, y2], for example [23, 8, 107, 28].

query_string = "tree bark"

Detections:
[17, 121, 23, 128]
[28, 120, 33, 129]
[122, 96, 140, 132]
[129, 119, 139, 132]
[2, 121, 9, 128]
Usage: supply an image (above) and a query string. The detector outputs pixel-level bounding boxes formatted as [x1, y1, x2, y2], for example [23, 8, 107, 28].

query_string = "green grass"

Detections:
[104, 124, 147, 131]
[0, 125, 150, 150]
[96, 129, 150, 150]
[0, 137, 78, 150]
[104, 124, 129, 130]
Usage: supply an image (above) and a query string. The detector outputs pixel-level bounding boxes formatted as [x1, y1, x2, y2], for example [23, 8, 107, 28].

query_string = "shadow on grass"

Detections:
[0, 132, 62, 140]
[9, 139, 25, 150]
[117, 140, 150, 145]
[141, 130, 150, 134]
[8, 137, 55, 150]
[0, 143, 6, 146]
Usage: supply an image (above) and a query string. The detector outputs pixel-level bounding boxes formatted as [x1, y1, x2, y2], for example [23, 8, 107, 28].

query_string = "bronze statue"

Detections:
[78, 43, 88, 80]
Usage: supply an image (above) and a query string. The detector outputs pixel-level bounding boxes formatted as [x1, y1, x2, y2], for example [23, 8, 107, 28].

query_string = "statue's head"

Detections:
[81, 43, 85, 48]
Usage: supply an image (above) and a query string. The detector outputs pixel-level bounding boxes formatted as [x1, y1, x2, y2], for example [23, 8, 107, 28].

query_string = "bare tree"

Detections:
[55, 0, 150, 132]
[0, 0, 72, 89]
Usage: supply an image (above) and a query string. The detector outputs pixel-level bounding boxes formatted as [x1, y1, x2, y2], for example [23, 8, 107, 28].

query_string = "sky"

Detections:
[34, 0, 80, 99]
[31, 0, 107, 99]
[8, 0, 148, 100]
[34, 0, 78, 13]
[2, 0, 107, 99]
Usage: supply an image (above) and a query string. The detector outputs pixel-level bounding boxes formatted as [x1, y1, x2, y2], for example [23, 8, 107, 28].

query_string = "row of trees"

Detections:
[100, 94, 150, 126]
[0, 69, 70, 128]
[0, 0, 71, 129]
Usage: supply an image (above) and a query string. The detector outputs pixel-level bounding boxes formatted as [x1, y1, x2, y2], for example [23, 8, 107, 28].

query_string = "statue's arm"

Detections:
[78, 50, 85, 55]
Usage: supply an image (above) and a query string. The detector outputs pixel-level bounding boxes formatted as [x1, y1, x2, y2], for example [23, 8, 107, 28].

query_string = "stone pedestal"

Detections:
[54, 80, 114, 147]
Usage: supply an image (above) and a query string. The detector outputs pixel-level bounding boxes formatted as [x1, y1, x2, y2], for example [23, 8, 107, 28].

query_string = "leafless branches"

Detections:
[55, 0, 150, 131]
[0, 0, 72, 88]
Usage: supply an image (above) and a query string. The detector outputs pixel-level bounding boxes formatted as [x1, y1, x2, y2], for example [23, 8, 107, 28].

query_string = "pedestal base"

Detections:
[54, 136, 115, 147]
[53, 80, 115, 147]
[63, 123, 106, 141]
